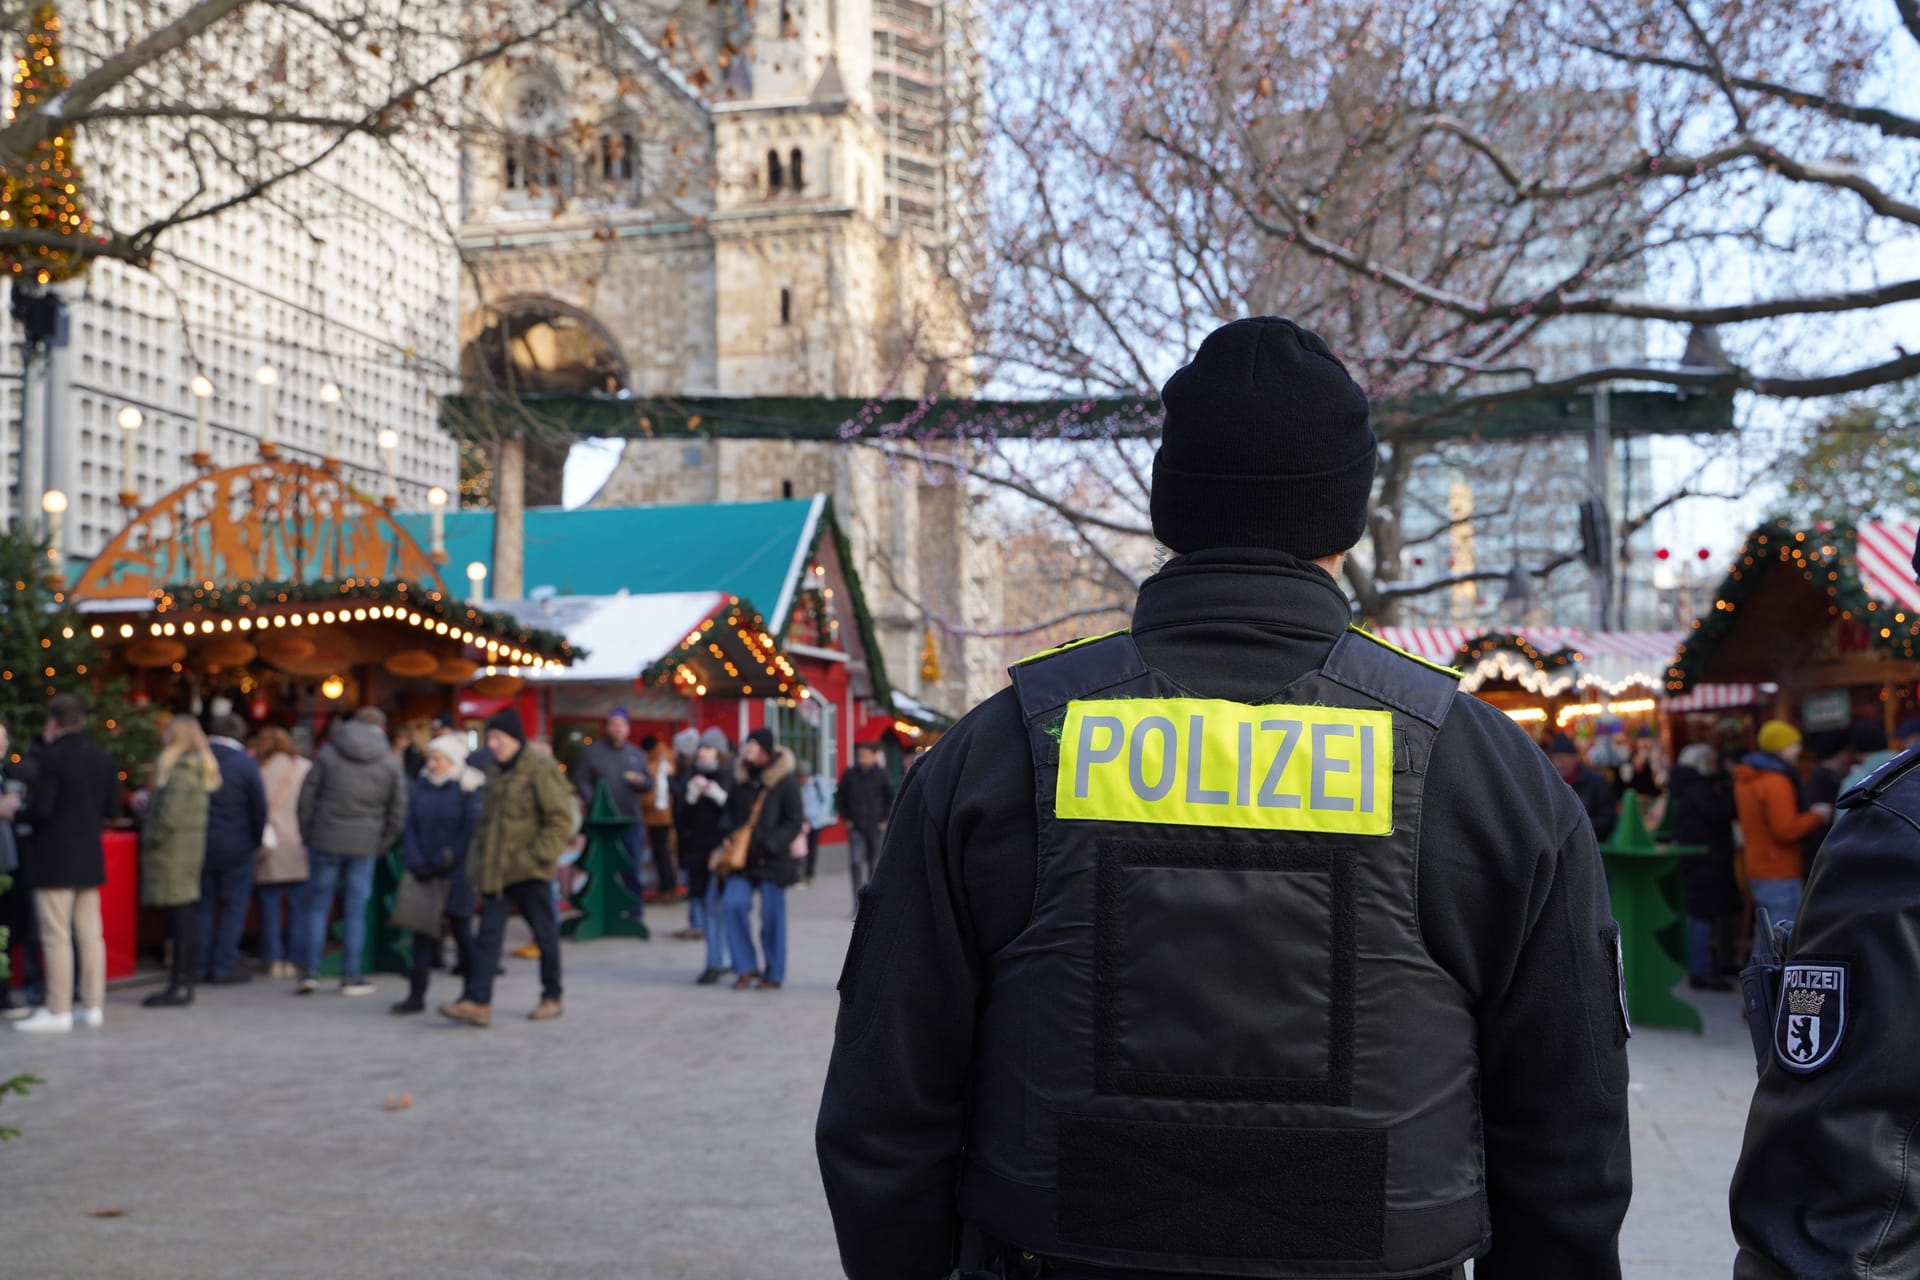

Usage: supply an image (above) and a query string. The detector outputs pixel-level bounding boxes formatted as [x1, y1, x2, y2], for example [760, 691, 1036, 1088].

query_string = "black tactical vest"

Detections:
[958, 630, 1488, 1278]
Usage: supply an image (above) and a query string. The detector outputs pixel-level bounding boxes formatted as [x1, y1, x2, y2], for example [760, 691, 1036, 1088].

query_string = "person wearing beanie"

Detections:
[296, 706, 408, 997]
[572, 703, 666, 927]
[439, 706, 576, 1028]
[1734, 720, 1831, 928]
[820, 317, 1632, 1280]
[1544, 731, 1619, 842]
[1803, 727, 1857, 868]
[700, 726, 732, 754]
[717, 726, 805, 990]
[672, 733, 734, 971]
[392, 734, 483, 1015]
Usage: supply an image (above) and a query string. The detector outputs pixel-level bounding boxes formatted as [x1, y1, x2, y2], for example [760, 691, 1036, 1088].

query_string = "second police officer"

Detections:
[816, 317, 1633, 1280]
[1730, 530, 1920, 1278]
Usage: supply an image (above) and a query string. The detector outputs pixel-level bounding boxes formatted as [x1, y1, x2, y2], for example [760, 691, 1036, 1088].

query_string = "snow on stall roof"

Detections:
[488, 592, 726, 684]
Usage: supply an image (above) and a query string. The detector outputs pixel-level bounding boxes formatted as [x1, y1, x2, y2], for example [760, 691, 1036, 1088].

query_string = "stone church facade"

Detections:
[456, 0, 998, 715]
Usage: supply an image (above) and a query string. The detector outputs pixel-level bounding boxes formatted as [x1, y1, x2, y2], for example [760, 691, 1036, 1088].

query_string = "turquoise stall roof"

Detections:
[394, 498, 822, 629]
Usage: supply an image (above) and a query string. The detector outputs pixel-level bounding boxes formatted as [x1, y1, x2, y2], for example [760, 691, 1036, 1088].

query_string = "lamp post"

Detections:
[320, 383, 342, 470]
[426, 485, 449, 563]
[255, 362, 278, 458]
[116, 406, 142, 508]
[466, 560, 487, 604]
[377, 427, 399, 508]
[189, 375, 213, 468]
[41, 488, 66, 576]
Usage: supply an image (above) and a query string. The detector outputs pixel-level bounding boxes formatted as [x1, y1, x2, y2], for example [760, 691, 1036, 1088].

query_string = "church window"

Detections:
[780, 288, 792, 325]
[598, 128, 639, 197]
[768, 149, 785, 191]
[789, 148, 804, 191]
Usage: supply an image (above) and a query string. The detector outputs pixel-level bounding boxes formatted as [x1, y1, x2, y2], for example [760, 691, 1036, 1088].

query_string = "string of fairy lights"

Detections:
[656, 597, 808, 700]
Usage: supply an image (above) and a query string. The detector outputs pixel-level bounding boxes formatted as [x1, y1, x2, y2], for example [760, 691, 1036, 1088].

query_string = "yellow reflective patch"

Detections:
[1056, 698, 1394, 836]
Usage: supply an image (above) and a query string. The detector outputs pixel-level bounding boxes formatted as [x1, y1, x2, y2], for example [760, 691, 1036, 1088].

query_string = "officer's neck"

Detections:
[1132, 547, 1354, 703]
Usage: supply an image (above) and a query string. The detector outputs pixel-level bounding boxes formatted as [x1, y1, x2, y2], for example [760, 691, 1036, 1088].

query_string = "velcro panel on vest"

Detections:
[1095, 841, 1354, 1104]
[1056, 1114, 1387, 1262]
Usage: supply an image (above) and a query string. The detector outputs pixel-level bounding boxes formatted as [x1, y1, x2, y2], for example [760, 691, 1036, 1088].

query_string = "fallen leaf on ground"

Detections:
[384, 1093, 413, 1112]
[87, 1209, 126, 1219]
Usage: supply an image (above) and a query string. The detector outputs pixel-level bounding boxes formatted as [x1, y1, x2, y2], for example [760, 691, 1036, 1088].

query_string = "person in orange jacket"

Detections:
[1733, 719, 1833, 926]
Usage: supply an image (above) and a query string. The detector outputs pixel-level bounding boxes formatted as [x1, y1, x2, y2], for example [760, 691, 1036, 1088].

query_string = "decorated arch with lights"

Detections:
[69, 459, 575, 722]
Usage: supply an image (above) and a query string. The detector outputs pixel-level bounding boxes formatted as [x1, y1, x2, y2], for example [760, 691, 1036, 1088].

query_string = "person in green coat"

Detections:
[141, 716, 221, 1009]
[439, 710, 577, 1028]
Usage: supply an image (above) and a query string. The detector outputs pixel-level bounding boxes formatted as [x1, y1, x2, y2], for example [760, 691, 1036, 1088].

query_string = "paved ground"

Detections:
[1, 861, 1754, 1280]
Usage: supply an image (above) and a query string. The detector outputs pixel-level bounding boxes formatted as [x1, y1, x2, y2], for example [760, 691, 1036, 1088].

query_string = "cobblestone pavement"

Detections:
[1, 866, 1752, 1280]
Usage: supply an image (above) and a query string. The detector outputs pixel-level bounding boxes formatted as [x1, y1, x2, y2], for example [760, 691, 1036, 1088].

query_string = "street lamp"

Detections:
[116, 406, 142, 507]
[426, 484, 449, 562]
[466, 559, 487, 604]
[254, 363, 278, 457]
[41, 488, 67, 570]
[189, 375, 214, 467]
[320, 382, 342, 469]
[377, 427, 400, 507]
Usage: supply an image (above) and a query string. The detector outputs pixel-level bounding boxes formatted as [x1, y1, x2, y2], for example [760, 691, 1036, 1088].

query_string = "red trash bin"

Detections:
[100, 830, 138, 981]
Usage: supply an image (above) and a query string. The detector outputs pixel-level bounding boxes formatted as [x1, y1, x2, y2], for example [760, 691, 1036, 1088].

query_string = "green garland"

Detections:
[151, 577, 580, 663]
[1667, 518, 1920, 692]
[1452, 631, 1581, 673]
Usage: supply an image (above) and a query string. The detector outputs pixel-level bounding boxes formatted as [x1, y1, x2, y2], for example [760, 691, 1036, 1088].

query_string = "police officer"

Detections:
[816, 318, 1632, 1280]
[1728, 535, 1920, 1276]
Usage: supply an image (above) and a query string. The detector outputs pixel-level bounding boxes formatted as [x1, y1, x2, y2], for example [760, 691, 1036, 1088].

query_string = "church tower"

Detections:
[457, 0, 988, 714]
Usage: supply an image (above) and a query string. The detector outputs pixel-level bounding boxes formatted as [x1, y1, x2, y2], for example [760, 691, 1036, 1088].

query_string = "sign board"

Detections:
[1802, 688, 1852, 734]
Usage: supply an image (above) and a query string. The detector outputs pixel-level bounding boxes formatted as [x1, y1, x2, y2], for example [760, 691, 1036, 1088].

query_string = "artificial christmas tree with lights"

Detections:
[0, 530, 153, 774]
[0, 3, 95, 286]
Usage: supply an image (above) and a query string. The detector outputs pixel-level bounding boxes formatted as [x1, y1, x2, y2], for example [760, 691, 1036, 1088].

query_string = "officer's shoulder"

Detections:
[1840, 744, 1920, 813]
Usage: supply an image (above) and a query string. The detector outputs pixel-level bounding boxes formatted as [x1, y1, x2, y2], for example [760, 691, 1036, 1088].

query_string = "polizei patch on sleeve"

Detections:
[1056, 699, 1394, 836]
[1774, 960, 1849, 1075]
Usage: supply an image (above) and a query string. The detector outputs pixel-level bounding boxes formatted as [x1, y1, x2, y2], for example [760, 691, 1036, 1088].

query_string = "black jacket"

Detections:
[726, 748, 806, 888]
[836, 763, 895, 830]
[1670, 763, 1740, 919]
[1732, 746, 1920, 1277]
[671, 763, 733, 863]
[1564, 764, 1619, 842]
[816, 550, 1631, 1280]
[22, 731, 122, 889]
[203, 740, 268, 873]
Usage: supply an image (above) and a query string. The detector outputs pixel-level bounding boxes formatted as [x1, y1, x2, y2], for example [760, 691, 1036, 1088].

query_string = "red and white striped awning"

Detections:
[1856, 522, 1920, 614]
[1372, 627, 1755, 706]
[1667, 683, 1763, 713]
[1372, 627, 1681, 669]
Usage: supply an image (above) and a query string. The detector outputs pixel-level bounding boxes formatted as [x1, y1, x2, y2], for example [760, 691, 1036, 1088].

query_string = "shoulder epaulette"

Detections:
[1344, 625, 1464, 680]
[1010, 629, 1132, 669]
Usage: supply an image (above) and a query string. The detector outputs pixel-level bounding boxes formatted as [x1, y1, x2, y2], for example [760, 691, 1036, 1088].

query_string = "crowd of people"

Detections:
[0, 693, 896, 1031]
[1541, 714, 1918, 991]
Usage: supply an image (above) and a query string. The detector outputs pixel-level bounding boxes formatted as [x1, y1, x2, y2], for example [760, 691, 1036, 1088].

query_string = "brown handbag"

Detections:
[713, 789, 767, 876]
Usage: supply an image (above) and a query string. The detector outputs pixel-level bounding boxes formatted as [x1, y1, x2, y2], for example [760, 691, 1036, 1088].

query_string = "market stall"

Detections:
[1667, 519, 1920, 743]
[69, 458, 576, 732]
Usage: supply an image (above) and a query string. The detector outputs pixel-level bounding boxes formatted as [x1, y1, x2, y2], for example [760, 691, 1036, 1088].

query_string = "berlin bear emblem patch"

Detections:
[1774, 961, 1848, 1075]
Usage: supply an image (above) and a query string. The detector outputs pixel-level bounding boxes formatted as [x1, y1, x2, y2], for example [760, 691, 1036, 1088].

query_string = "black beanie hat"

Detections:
[747, 726, 776, 755]
[487, 708, 526, 745]
[1547, 732, 1580, 755]
[1151, 317, 1376, 559]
